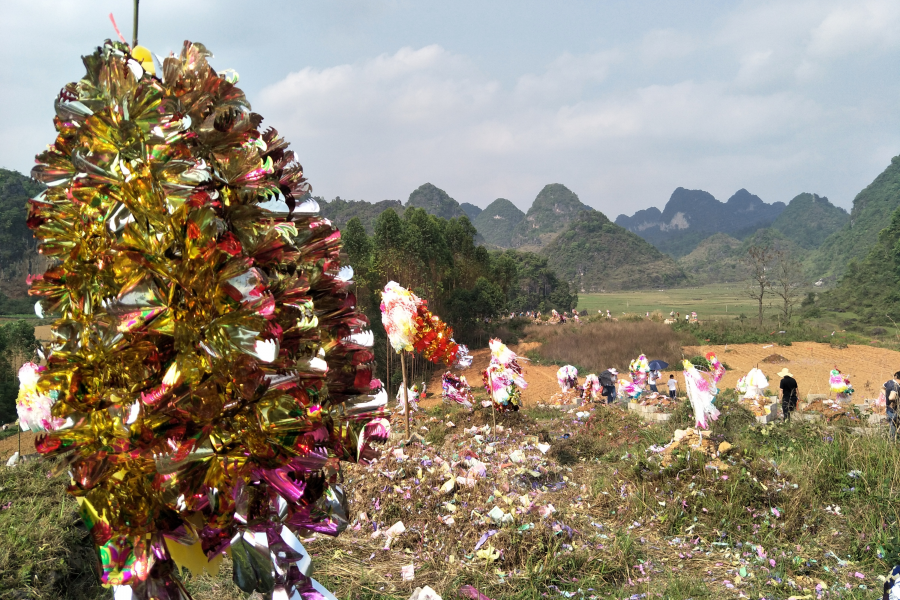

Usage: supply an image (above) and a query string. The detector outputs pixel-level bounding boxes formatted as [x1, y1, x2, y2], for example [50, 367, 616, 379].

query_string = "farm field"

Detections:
[578, 283, 776, 321]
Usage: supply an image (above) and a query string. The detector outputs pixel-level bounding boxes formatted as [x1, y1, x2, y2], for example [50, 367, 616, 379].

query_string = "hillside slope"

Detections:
[771, 193, 848, 249]
[473, 198, 525, 248]
[541, 210, 686, 291]
[807, 155, 900, 279]
[817, 203, 900, 324]
[512, 184, 593, 248]
[678, 229, 807, 285]
[0, 169, 47, 299]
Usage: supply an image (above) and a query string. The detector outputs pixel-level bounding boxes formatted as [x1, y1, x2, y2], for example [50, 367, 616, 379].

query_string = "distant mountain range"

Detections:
[5, 147, 900, 300]
[615, 188, 788, 257]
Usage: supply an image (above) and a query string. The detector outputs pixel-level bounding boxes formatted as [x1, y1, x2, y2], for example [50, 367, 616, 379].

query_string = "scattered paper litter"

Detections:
[401, 563, 415, 581]
[537, 443, 551, 454]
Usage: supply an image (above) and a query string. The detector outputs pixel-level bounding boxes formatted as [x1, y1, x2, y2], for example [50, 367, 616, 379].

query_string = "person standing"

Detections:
[648, 370, 660, 393]
[667, 374, 677, 399]
[602, 368, 618, 404]
[882, 371, 900, 441]
[777, 368, 799, 421]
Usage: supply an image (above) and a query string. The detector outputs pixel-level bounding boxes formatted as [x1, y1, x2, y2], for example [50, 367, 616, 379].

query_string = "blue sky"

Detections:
[2, 0, 899, 217]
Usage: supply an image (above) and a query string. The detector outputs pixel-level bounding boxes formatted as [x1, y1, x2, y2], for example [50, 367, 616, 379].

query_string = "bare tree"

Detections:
[772, 247, 804, 324]
[745, 244, 775, 326]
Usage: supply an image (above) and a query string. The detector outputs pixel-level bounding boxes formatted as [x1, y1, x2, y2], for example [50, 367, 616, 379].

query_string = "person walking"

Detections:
[777, 368, 799, 421]
[882, 371, 900, 441]
[667, 374, 677, 399]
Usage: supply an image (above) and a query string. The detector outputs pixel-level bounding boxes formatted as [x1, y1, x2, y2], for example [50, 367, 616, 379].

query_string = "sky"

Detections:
[2, 0, 900, 217]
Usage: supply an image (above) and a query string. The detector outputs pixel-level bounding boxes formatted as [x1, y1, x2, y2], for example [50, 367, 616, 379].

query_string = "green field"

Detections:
[578, 283, 777, 321]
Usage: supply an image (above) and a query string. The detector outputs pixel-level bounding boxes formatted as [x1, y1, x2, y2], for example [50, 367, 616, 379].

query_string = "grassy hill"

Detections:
[677, 233, 746, 285]
[541, 210, 686, 291]
[771, 193, 849, 250]
[511, 184, 593, 248]
[807, 154, 900, 279]
[473, 198, 525, 248]
[677, 228, 807, 286]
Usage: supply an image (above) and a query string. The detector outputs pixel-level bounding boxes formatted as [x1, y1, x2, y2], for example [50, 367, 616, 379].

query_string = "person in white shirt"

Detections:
[648, 370, 659, 393]
[667, 374, 677, 399]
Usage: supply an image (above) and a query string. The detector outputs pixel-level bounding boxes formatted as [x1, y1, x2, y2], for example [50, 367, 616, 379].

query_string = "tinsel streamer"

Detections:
[28, 40, 389, 600]
[380, 281, 459, 365]
[829, 368, 853, 396]
[482, 338, 527, 411]
[441, 371, 473, 409]
[682, 355, 724, 429]
[16, 362, 62, 432]
[583, 374, 601, 401]
[556, 365, 578, 392]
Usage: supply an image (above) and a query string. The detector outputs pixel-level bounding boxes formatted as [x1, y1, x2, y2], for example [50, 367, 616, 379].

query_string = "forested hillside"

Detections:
[511, 184, 593, 248]
[771, 193, 848, 250]
[806, 155, 900, 279]
[473, 198, 525, 247]
[541, 210, 686, 291]
[816, 203, 900, 324]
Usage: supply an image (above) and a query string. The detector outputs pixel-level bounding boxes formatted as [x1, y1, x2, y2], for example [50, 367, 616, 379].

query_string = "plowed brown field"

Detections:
[682, 342, 900, 401]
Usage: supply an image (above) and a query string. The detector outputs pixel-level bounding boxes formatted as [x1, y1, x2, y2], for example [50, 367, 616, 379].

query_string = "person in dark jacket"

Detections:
[777, 368, 799, 421]
[883, 371, 900, 441]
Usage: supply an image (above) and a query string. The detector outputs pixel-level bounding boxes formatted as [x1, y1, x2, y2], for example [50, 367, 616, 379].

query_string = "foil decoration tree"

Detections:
[27, 40, 389, 599]
[380, 281, 461, 440]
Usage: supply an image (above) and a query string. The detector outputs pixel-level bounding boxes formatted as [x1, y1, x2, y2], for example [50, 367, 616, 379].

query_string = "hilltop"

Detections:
[615, 188, 786, 257]
[472, 198, 525, 247]
[541, 210, 687, 291]
[406, 182, 468, 220]
[770, 193, 848, 250]
[511, 183, 594, 248]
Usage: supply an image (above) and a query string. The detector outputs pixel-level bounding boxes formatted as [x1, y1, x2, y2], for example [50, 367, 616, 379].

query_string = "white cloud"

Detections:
[257, 39, 848, 212]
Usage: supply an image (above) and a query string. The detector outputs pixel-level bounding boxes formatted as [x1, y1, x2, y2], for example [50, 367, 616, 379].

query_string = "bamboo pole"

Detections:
[401, 351, 410, 442]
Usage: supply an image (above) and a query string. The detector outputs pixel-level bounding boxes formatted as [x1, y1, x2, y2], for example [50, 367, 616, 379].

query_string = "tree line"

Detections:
[341, 208, 577, 389]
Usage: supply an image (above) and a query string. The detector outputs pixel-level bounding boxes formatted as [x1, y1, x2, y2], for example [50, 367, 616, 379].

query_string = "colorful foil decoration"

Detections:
[380, 281, 460, 365]
[15, 362, 62, 432]
[622, 354, 650, 399]
[442, 371, 474, 409]
[556, 365, 578, 392]
[830, 368, 853, 397]
[27, 40, 389, 600]
[482, 338, 527, 411]
[681, 353, 725, 429]
[583, 373, 602, 401]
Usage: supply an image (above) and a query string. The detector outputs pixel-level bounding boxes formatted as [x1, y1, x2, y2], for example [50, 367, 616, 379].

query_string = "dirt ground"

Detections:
[421, 342, 565, 409]
[0, 431, 35, 462]
[683, 342, 900, 401]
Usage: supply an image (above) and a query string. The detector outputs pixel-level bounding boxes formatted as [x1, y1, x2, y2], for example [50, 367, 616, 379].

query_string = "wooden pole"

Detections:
[401, 350, 410, 442]
[132, 0, 140, 47]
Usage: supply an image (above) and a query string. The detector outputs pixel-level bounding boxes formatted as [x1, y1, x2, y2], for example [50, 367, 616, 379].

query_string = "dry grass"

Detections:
[524, 320, 694, 372]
